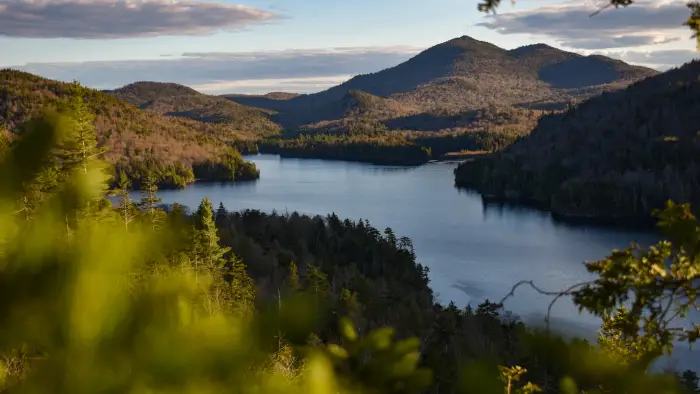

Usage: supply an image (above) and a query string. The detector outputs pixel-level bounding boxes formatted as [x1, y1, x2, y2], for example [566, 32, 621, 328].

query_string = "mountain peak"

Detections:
[439, 35, 504, 52]
[224, 35, 657, 128]
[508, 43, 558, 55]
[112, 81, 200, 96]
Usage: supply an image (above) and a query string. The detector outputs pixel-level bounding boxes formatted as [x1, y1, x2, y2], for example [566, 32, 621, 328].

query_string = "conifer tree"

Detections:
[58, 82, 107, 175]
[288, 262, 300, 292]
[229, 255, 256, 315]
[215, 202, 228, 224]
[139, 174, 164, 230]
[304, 264, 331, 298]
[52, 82, 110, 223]
[116, 173, 138, 231]
[193, 197, 231, 272]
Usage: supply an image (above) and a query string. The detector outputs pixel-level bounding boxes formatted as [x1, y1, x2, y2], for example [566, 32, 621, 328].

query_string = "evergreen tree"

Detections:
[51, 83, 110, 223]
[116, 173, 138, 231]
[304, 264, 331, 299]
[288, 262, 300, 292]
[193, 197, 231, 271]
[340, 288, 363, 329]
[229, 255, 256, 315]
[384, 227, 397, 247]
[191, 197, 232, 315]
[215, 202, 228, 227]
[139, 174, 164, 229]
[58, 82, 107, 175]
[16, 160, 61, 222]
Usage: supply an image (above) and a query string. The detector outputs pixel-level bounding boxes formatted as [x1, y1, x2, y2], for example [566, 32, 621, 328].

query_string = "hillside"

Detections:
[106, 81, 281, 137]
[454, 59, 700, 222]
[225, 36, 658, 130]
[0, 69, 260, 188]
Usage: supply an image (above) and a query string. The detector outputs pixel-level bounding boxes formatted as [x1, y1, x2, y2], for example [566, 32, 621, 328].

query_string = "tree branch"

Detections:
[499, 280, 594, 331]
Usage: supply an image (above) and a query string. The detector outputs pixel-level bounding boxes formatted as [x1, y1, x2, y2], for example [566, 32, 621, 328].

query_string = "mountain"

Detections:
[0, 69, 260, 188]
[454, 59, 700, 222]
[225, 36, 658, 130]
[106, 81, 281, 137]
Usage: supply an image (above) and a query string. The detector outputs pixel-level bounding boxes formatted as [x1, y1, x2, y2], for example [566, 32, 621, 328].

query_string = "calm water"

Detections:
[155, 154, 696, 369]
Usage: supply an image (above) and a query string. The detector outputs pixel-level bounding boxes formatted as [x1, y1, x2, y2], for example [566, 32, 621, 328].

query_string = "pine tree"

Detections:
[229, 255, 255, 315]
[116, 173, 138, 231]
[288, 261, 300, 292]
[340, 288, 363, 329]
[193, 197, 230, 271]
[138, 174, 164, 230]
[55, 82, 110, 222]
[17, 161, 61, 222]
[303, 264, 331, 299]
[215, 202, 228, 225]
[191, 197, 232, 314]
[58, 82, 107, 175]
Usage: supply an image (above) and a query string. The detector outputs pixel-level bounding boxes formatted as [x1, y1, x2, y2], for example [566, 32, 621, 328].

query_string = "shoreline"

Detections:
[472, 189, 659, 232]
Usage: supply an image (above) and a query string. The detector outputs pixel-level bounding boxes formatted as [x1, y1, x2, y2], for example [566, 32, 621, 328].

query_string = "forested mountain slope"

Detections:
[107, 81, 281, 137]
[454, 59, 700, 221]
[0, 69, 259, 188]
[226, 36, 658, 130]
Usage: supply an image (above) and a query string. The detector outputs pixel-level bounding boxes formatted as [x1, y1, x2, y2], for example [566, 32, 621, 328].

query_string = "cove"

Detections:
[152, 154, 695, 369]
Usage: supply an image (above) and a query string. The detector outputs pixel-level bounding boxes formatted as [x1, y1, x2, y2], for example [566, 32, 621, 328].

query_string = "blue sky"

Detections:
[1, 0, 698, 93]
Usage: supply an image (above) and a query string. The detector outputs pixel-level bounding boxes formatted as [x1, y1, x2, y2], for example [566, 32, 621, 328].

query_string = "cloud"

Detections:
[0, 0, 278, 39]
[477, 0, 692, 49]
[590, 48, 700, 69]
[190, 75, 355, 94]
[13, 46, 423, 94]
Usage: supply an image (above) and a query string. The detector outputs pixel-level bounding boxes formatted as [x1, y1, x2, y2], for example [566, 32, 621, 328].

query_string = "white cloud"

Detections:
[13, 46, 423, 94]
[0, 0, 278, 39]
[191, 75, 355, 94]
[477, 0, 693, 49]
[590, 48, 700, 69]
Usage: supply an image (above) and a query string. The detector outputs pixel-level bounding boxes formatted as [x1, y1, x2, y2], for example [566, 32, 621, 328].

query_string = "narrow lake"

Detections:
[154, 154, 695, 369]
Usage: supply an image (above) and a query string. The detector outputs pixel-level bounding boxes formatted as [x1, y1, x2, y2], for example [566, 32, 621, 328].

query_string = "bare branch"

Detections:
[499, 280, 594, 331]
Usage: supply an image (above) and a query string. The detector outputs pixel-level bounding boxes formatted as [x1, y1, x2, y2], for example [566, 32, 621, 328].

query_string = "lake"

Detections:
[154, 154, 695, 369]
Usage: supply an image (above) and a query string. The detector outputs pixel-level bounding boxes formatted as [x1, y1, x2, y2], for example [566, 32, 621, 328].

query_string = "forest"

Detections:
[454, 60, 700, 223]
[259, 134, 433, 165]
[1, 76, 700, 394]
[258, 125, 523, 166]
[0, 70, 260, 190]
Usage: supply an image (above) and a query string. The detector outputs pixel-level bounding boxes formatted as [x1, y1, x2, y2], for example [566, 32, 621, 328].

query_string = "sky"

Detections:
[1, 0, 698, 94]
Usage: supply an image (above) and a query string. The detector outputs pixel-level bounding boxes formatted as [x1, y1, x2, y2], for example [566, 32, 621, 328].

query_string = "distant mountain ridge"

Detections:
[224, 36, 658, 130]
[106, 81, 281, 137]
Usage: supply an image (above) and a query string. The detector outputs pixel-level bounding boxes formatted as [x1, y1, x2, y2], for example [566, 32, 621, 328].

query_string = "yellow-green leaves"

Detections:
[499, 366, 541, 394]
[340, 317, 358, 342]
[574, 201, 700, 353]
[325, 319, 432, 394]
[559, 376, 578, 394]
